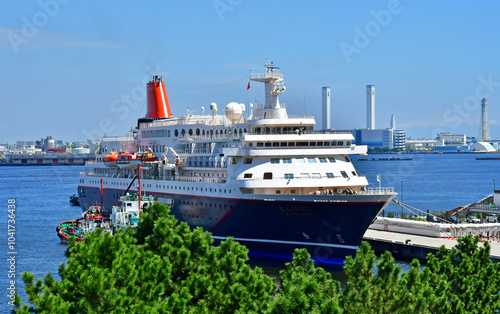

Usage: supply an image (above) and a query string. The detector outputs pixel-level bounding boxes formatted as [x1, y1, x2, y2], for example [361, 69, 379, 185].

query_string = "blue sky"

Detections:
[1, 0, 500, 143]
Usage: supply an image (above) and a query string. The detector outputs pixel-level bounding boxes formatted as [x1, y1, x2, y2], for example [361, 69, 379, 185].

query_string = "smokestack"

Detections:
[322, 87, 331, 130]
[366, 85, 375, 129]
[146, 75, 172, 119]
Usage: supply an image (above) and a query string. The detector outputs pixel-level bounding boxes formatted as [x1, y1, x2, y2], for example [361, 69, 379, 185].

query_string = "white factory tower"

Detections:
[366, 85, 375, 129]
[322, 86, 331, 130]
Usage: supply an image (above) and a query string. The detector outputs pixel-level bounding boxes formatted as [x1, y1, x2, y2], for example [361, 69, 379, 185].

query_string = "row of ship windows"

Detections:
[142, 128, 247, 138]
[83, 180, 233, 194]
[248, 141, 350, 147]
[243, 171, 356, 179]
[236, 156, 350, 165]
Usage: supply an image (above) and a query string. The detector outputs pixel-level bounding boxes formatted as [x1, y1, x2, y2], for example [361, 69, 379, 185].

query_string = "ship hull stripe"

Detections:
[211, 235, 359, 250]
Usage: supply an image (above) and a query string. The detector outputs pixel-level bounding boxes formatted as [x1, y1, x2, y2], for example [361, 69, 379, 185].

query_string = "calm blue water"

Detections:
[354, 153, 500, 215]
[0, 153, 499, 311]
[0, 166, 84, 312]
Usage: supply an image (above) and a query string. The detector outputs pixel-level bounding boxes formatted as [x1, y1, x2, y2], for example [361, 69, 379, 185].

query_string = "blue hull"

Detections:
[78, 186, 391, 264]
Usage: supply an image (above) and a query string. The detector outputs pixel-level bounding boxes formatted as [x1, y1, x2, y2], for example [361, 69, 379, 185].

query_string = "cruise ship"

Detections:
[77, 61, 396, 264]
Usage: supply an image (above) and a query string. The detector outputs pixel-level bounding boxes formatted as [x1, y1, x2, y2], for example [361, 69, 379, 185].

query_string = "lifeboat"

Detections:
[117, 151, 139, 168]
[103, 152, 118, 167]
[140, 151, 157, 162]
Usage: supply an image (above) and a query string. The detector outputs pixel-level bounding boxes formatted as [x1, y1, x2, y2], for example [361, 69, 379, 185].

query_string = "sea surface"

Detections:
[1, 152, 499, 311]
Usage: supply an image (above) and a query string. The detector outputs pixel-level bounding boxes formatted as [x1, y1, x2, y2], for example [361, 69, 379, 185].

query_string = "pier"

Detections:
[363, 218, 500, 263]
[0, 153, 94, 166]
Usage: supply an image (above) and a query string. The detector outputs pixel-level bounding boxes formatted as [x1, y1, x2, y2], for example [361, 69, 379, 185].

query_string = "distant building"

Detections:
[392, 129, 406, 150]
[434, 132, 469, 152]
[352, 114, 405, 150]
[470, 142, 496, 152]
[352, 128, 406, 150]
[43, 136, 56, 152]
[405, 139, 436, 152]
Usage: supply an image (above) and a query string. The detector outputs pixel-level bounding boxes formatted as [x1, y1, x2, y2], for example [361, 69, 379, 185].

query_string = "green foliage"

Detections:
[14, 202, 500, 313]
[423, 236, 500, 313]
[270, 249, 341, 313]
[341, 243, 417, 313]
[340, 237, 500, 313]
[15, 202, 276, 313]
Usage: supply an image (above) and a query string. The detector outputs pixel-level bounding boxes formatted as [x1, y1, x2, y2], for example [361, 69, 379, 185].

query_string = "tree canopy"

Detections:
[14, 202, 500, 313]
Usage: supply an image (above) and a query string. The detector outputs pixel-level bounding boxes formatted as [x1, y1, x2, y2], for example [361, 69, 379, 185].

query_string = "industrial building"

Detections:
[352, 85, 406, 150]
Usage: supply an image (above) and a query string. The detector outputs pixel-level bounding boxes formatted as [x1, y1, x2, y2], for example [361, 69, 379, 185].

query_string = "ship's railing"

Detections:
[473, 203, 500, 212]
[232, 174, 366, 180]
[245, 130, 352, 135]
[163, 176, 226, 184]
[180, 133, 243, 141]
[184, 162, 228, 168]
[101, 135, 135, 141]
[233, 175, 340, 180]
[251, 72, 284, 80]
[359, 187, 395, 195]
[311, 130, 353, 135]
[177, 149, 214, 155]
[245, 144, 355, 150]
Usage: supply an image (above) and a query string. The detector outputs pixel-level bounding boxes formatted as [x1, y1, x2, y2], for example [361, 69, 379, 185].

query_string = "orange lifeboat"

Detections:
[103, 152, 118, 167]
[140, 151, 157, 162]
[117, 151, 139, 168]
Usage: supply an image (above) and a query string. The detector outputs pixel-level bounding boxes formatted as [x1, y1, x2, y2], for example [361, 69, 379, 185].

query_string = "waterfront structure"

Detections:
[77, 62, 396, 263]
[366, 85, 375, 129]
[322, 87, 331, 130]
[352, 115, 406, 150]
[1, 153, 94, 165]
[470, 142, 496, 152]
[434, 132, 469, 152]
[405, 139, 436, 152]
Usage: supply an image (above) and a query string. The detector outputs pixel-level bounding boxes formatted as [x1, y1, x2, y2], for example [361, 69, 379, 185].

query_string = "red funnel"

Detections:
[146, 76, 172, 118]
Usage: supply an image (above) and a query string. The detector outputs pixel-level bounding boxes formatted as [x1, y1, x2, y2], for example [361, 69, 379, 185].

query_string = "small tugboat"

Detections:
[111, 193, 156, 232]
[56, 220, 82, 244]
[111, 166, 172, 232]
[58, 166, 171, 243]
[56, 206, 106, 244]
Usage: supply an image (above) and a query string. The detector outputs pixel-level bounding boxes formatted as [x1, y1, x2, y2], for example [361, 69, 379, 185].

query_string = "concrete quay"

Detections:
[363, 229, 500, 263]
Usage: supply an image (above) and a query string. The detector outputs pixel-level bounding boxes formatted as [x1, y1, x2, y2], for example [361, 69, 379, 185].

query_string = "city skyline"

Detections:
[1, 1, 500, 142]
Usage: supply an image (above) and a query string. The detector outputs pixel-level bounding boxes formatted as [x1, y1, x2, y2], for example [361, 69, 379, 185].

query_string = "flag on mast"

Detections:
[247, 81, 251, 90]
[376, 174, 381, 182]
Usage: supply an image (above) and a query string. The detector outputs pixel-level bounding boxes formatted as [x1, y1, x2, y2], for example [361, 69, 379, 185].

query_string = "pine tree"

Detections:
[15, 202, 276, 313]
